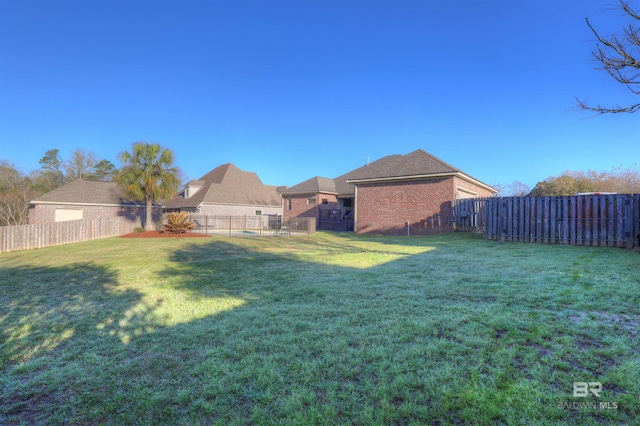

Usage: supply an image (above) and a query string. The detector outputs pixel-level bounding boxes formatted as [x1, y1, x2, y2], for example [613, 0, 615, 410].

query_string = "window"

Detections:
[255, 210, 262, 216]
[54, 208, 83, 222]
[287, 199, 292, 210]
[343, 198, 353, 207]
[321, 199, 328, 204]
[307, 198, 316, 205]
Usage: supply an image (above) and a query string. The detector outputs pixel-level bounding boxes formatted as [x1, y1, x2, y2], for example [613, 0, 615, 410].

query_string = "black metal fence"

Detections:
[188, 214, 316, 237]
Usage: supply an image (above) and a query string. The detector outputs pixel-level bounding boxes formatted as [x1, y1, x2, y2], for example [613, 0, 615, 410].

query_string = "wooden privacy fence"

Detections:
[0, 216, 143, 253]
[452, 198, 488, 232]
[453, 194, 640, 249]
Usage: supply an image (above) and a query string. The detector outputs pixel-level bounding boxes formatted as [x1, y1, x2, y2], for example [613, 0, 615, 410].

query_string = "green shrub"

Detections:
[162, 212, 195, 234]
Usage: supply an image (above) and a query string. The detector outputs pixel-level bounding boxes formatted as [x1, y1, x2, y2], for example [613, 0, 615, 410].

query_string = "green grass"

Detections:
[1, 232, 639, 425]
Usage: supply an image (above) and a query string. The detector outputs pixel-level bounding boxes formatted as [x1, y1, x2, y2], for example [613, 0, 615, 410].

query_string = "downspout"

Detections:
[406, 220, 410, 236]
[353, 186, 357, 233]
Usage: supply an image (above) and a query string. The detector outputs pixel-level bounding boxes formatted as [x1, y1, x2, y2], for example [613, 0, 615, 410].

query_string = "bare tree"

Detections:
[493, 180, 531, 196]
[577, 0, 640, 114]
[0, 161, 37, 225]
[65, 148, 98, 182]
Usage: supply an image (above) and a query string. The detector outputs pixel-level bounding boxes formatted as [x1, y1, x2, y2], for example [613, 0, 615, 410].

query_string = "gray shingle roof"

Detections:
[344, 149, 459, 181]
[278, 176, 337, 195]
[287, 149, 493, 197]
[163, 163, 282, 209]
[30, 180, 142, 205]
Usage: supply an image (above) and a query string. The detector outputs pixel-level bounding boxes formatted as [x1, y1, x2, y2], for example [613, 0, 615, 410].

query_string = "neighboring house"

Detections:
[28, 153, 493, 236]
[163, 163, 282, 217]
[281, 149, 497, 235]
[28, 180, 153, 225]
[279, 176, 341, 228]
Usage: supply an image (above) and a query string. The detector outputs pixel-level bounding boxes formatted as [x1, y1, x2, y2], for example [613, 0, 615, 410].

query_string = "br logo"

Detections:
[573, 382, 602, 398]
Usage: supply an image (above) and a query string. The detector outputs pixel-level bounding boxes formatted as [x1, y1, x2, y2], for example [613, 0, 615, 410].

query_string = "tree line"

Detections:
[529, 166, 640, 196]
[0, 143, 180, 228]
[494, 165, 640, 198]
[0, 148, 118, 226]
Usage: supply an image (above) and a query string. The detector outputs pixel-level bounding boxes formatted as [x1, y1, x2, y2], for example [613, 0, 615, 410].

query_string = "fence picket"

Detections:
[551, 198, 557, 244]
[0, 216, 143, 253]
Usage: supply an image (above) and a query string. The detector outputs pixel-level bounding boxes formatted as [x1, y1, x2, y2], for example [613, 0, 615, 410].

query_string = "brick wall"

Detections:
[354, 178, 456, 235]
[283, 194, 338, 219]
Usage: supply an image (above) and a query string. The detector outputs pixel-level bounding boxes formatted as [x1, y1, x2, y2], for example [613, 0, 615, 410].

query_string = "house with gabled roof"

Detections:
[163, 163, 282, 216]
[29, 163, 282, 225]
[28, 179, 153, 224]
[281, 149, 497, 235]
[279, 176, 341, 227]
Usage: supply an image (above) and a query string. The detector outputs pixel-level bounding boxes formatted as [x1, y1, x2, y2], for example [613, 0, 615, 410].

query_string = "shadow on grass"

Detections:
[0, 261, 163, 424]
[1, 235, 639, 425]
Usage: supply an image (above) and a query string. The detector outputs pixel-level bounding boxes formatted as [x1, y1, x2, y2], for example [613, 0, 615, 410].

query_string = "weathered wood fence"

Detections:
[453, 194, 640, 249]
[0, 216, 143, 253]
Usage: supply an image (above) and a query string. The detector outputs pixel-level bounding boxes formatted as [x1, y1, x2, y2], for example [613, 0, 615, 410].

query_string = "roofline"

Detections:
[29, 200, 153, 208]
[347, 172, 498, 193]
[279, 191, 338, 196]
[199, 201, 282, 207]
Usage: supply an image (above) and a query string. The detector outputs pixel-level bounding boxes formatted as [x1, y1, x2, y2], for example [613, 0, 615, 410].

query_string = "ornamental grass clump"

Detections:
[162, 212, 195, 234]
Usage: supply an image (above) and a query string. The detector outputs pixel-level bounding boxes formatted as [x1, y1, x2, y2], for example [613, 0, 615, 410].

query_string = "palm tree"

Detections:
[116, 142, 180, 230]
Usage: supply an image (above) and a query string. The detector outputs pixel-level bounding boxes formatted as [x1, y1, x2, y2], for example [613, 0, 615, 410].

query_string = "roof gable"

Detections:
[164, 163, 281, 208]
[344, 149, 495, 192]
[346, 150, 458, 181]
[279, 176, 337, 195]
[300, 149, 495, 197]
[197, 163, 234, 184]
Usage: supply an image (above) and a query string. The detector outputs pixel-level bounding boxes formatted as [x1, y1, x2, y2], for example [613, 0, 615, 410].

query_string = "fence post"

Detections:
[635, 194, 640, 249]
[624, 195, 633, 249]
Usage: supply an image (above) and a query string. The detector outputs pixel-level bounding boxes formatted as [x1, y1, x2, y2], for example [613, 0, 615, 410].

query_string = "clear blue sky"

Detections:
[0, 0, 638, 191]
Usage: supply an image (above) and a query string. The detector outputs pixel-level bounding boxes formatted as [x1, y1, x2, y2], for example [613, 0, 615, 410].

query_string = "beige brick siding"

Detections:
[197, 203, 282, 216]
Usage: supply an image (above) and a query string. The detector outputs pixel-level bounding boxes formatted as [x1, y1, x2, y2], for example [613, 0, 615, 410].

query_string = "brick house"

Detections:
[279, 177, 341, 228]
[28, 179, 153, 225]
[281, 149, 497, 235]
[163, 163, 282, 216]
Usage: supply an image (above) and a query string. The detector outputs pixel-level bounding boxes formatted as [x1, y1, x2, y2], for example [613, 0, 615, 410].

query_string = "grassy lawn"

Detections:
[1, 232, 639, 425]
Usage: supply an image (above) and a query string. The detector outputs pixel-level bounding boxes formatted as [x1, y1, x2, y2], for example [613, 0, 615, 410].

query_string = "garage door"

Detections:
[54, 208, 83, 222]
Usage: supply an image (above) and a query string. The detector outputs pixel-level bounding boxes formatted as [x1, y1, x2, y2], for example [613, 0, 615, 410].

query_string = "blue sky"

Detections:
[0, 0, 638, 191]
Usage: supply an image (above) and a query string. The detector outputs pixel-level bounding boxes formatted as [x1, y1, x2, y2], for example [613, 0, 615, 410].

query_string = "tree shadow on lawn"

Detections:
[1, 237, 638, 424]
[0, 261, 164, 424]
